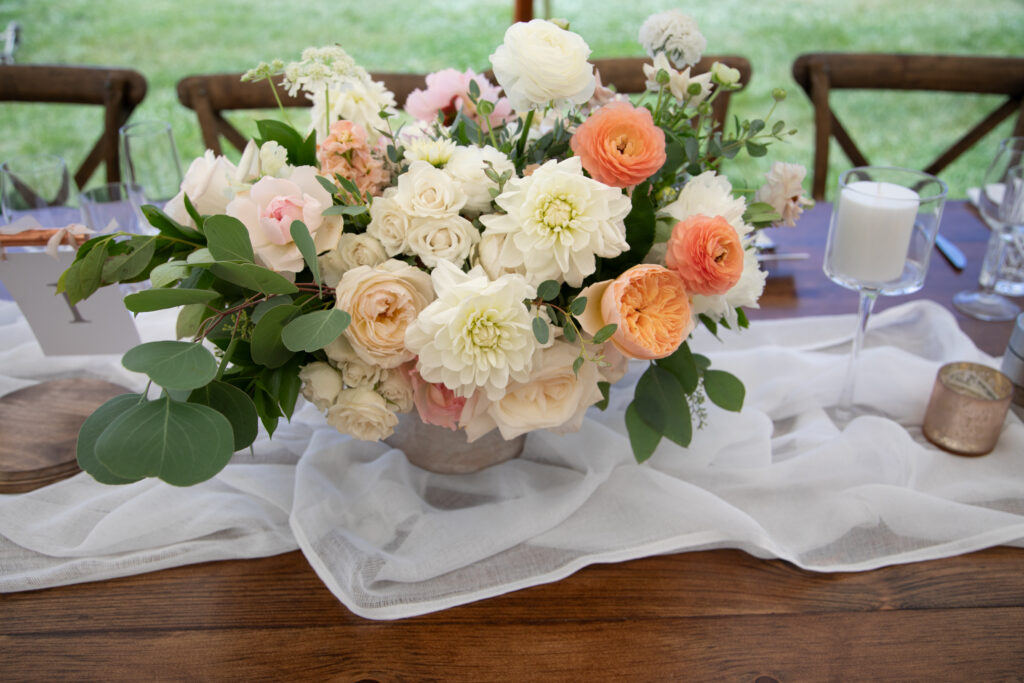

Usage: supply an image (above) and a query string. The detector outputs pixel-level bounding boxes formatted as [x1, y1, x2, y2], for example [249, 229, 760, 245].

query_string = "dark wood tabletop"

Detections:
[3, 201, 1023, 681]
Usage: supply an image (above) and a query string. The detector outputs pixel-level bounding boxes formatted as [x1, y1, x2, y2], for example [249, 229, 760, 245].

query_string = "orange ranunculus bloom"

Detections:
[665, 214, 744, 296]
[569, 101, 666, 189]
[578, 264, 694, 360]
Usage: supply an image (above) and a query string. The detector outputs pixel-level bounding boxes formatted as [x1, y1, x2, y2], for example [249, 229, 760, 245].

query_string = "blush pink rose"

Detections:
[408, 365, 466, 430]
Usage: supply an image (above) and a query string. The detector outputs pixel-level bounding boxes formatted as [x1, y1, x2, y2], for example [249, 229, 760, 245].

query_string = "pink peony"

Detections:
[405, 68, 514, 129]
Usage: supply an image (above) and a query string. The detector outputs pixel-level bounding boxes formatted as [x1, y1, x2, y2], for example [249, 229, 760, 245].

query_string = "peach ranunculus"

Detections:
[665, 214, 744, 296]
[569, 101, 666, 189]
[225, 165, 342, 272]
[317, 119, 390, 198]
[334, 259, 435, 369]
[408, 365, 466, 430]
[578, 264, 694, 360]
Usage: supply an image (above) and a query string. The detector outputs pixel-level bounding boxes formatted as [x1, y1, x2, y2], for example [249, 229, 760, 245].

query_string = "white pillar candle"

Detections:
[831, 181, 920, 283]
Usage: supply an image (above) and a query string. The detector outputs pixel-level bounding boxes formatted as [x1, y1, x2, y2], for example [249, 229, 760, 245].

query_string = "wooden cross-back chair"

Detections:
[0, 64, 147, 189]
[176, 72, 428, 156]
[792, 53, 1024, 200]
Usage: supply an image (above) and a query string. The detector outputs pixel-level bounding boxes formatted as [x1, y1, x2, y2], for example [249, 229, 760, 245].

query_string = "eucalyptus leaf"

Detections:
[281, 308, 351, 352]
[124, 288, 220, 313]
[321, 204, 369, 216]
[634, 365, 686, 436]
[656, 342, 700, 393]
[186, 248, 216, 265]
[122, 340, 219, 390]
[76, 393, 146, 485]
[289, 220, 321, 287]
[94, 396, 235, 485]
[150, 260, 190, 288]
[532, 316, 549, 345]
[537, 280, 560, 301]
[250, 304, 300, 368]
[592, 323, 617, 345]
[210, 262, 299, 295]
[205, 215, 255, 263]
[595, 381, 611, 410]
[252, 296, 294, 324]
[176, 302, 216, 339]
[703, 369, 745, 412]
[625, 402, 660, 463]
[189, 380, 259, 451]
[140, 204, 204, 242]
[60, 237, 108, 304]
[101, 237, 156, 283]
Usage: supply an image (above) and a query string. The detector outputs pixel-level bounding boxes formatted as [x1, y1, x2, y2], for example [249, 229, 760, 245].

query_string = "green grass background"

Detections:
[1, 0, 1022, 199]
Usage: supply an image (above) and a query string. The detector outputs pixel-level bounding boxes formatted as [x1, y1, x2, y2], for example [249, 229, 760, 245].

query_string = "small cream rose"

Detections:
[377, 367, 414, 413]
[406, 215, 480, 268]
[393, 159, 467, 219]
[443, 145, 515, 215]
[367, 188, 411, 257]
[164, 150, 239, 228]
[319, 233, 389, 287]
[334, 259, 435, 369]
[299, 362, 344, 411]
[326, 386, 398, 441]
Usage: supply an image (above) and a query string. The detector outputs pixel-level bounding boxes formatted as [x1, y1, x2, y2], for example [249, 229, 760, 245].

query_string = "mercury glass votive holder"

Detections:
[923, 362, 1014, 456]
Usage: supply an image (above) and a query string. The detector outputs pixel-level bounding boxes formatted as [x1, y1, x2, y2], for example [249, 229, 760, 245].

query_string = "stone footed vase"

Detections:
[384, 412, 526, 474]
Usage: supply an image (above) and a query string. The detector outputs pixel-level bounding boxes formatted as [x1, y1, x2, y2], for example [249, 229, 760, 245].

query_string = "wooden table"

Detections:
[3, 202, 1023, 681]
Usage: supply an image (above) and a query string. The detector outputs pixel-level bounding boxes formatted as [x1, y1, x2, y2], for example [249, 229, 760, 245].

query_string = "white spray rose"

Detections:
[443, 145, 515, 215]
[319, 233, 389, 286]
[377, 367, 414, 413]
[473, 232, 525, 281]
[662, 170, 751, 238]
[406, 215, 480, 268]
[392, 160, 467, 219]
[489, 19, 596, 112]
[323, 333, 385, 388]
[164, 150, 239, 228]
[299, 362, 344, 411]
[326, 386, 398, 441]
[366, 188, 411, 257]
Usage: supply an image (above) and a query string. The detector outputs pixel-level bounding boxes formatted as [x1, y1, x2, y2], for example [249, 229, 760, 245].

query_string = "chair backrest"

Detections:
[0, 64, 147, 189]
[589, 55, 752, 129]
[176, 72, 428, 155]
[792, 53, 1024, 199]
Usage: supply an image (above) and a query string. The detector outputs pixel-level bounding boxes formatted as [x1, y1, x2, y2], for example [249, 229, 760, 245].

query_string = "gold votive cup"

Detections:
[923, 362, 1013, 456]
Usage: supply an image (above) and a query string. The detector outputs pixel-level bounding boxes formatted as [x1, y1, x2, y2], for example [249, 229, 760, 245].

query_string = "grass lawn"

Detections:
[1, 0, 1022, 200]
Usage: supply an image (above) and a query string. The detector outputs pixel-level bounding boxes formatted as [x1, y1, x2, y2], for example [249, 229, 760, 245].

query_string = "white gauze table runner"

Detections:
[1, 299, 1022, 619]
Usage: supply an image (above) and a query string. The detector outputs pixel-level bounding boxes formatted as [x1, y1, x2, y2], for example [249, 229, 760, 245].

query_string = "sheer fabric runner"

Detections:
[1, 300, 1022, 619]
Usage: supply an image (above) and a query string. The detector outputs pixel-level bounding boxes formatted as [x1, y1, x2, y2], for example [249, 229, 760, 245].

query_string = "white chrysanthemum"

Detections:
[443, 145, 515, 215]
[479, 156, 631, 287]
[642, 53, 712, 106]
[690, 248, 766, 328]
[405, 261, 539, 400]
[662, 170, 751, 238]
[754, 162, 814, 227]
[638, 9, 707, 68]
[404, 138, 457, 167]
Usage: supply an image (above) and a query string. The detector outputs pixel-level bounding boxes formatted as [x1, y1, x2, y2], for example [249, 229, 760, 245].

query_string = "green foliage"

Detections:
[124, 288, 220, 313]
[250, 304, 301, 368]
[204, 215, 256, 263]
[188, 381, 260, 451]
[121, 341, 219, 391]
[289, 220, 322, 287]
[76, 394, 147, 485]
[280, 309, 351, 352]
[255, 119, 317, 167]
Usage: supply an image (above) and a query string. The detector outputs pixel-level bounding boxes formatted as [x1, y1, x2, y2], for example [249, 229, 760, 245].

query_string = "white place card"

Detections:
[0, 249, 141, 355]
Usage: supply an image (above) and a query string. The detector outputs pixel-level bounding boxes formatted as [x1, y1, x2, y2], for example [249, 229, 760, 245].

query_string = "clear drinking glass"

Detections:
[79, 182, 150, 234]
[953, 137, 1024, 320]
[823, 166, 948, 420]
[118, 120, 183, 208]
[0, 154, 79, 227]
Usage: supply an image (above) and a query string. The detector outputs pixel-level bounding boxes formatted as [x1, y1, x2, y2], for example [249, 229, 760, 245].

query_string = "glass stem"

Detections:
[838, 288, 879, 411]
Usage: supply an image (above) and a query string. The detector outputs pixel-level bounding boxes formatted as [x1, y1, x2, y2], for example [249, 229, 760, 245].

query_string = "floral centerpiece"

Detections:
[61, 11, 808, 486]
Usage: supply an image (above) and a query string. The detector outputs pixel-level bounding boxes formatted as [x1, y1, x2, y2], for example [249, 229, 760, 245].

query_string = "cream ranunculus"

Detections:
[326, 386, 398, 441]
[299, 361, 344, 411]
[164, 150, 239, 228]
[479, 156, 631, 287]
[443, 145, 515, 215]
[392, 159, 467, 219]
[225, 165, 342, 272]
[460, 340, 604, 441]
[319, 232, 389, 287]
[366, 188, 411, 257]
[489, 19, 596, 112]
[405, 260, 539, 400]
[406, 215, 480, 268]
[334, 259, 435, 369]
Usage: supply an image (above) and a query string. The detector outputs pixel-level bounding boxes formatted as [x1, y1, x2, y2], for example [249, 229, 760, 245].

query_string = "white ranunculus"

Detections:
[366, 188, 411, 257]
[405, 260, 539, 400]
[690, 248, 766, 328]
[459, 340, 604, 441]
[326, 386, 398, 441]
[164, 150, 239, 228]
[377, 367, 414, 413]
[479, 156, 631, 287]
[489, 19, 596, 112]
[406, 215, 480, 268]
[319, 233, 389, 286]
[662, 170, 751, 238]
[403, 138, 457, 167]
[642, 53, 712, 107]
[225, 165, 342, 272]
[443, 145, 515, 215]
[392, 160, 467, 219]
[638, 9, 707, 68]
[754, 162, 813, 227]
[299, 361, 344, 412]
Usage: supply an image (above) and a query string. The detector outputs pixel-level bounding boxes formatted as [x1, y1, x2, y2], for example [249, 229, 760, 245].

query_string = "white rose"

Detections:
[489, 19, 596, 112]
[367, 188, 411, 257]
[225, 165, 343, 272]
[406, 215, 480, 268]
[164, 150, 239, 228]
[392, 160, 467, 219]
[460, 341, 603, 441]
[299, 361, 344, 412]
[335, 259, 435, 369]
[319, 233, 389, 286]
[377, 367, 414, 413]
[444, 145, 515, 215]
[323, 334, 385, 388]
[473, 232, 525, 281]
[326, 386, 398, 441]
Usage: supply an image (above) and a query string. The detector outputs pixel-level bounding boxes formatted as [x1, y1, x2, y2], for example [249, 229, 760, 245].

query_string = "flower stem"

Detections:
[516, 109, 535, 162]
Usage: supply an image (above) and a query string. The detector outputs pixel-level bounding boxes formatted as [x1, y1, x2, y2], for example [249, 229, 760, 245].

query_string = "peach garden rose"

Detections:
[569, 101, 666, 189]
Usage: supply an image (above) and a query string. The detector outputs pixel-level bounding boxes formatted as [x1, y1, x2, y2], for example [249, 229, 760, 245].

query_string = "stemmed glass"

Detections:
[953, 137, 1024, 321]
[118, 120, 183, 209]
[0, 154, 79, 228]
[823, 166, 948, 421]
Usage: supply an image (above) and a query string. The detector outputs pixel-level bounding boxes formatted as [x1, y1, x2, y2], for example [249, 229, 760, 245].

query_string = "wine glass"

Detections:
[79, 182, 150, 235]
[0, 154, 79, 228]
[823, 166, 948, 422]
[953, 136, 1024, 321]
[118, 120, 183, 208]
